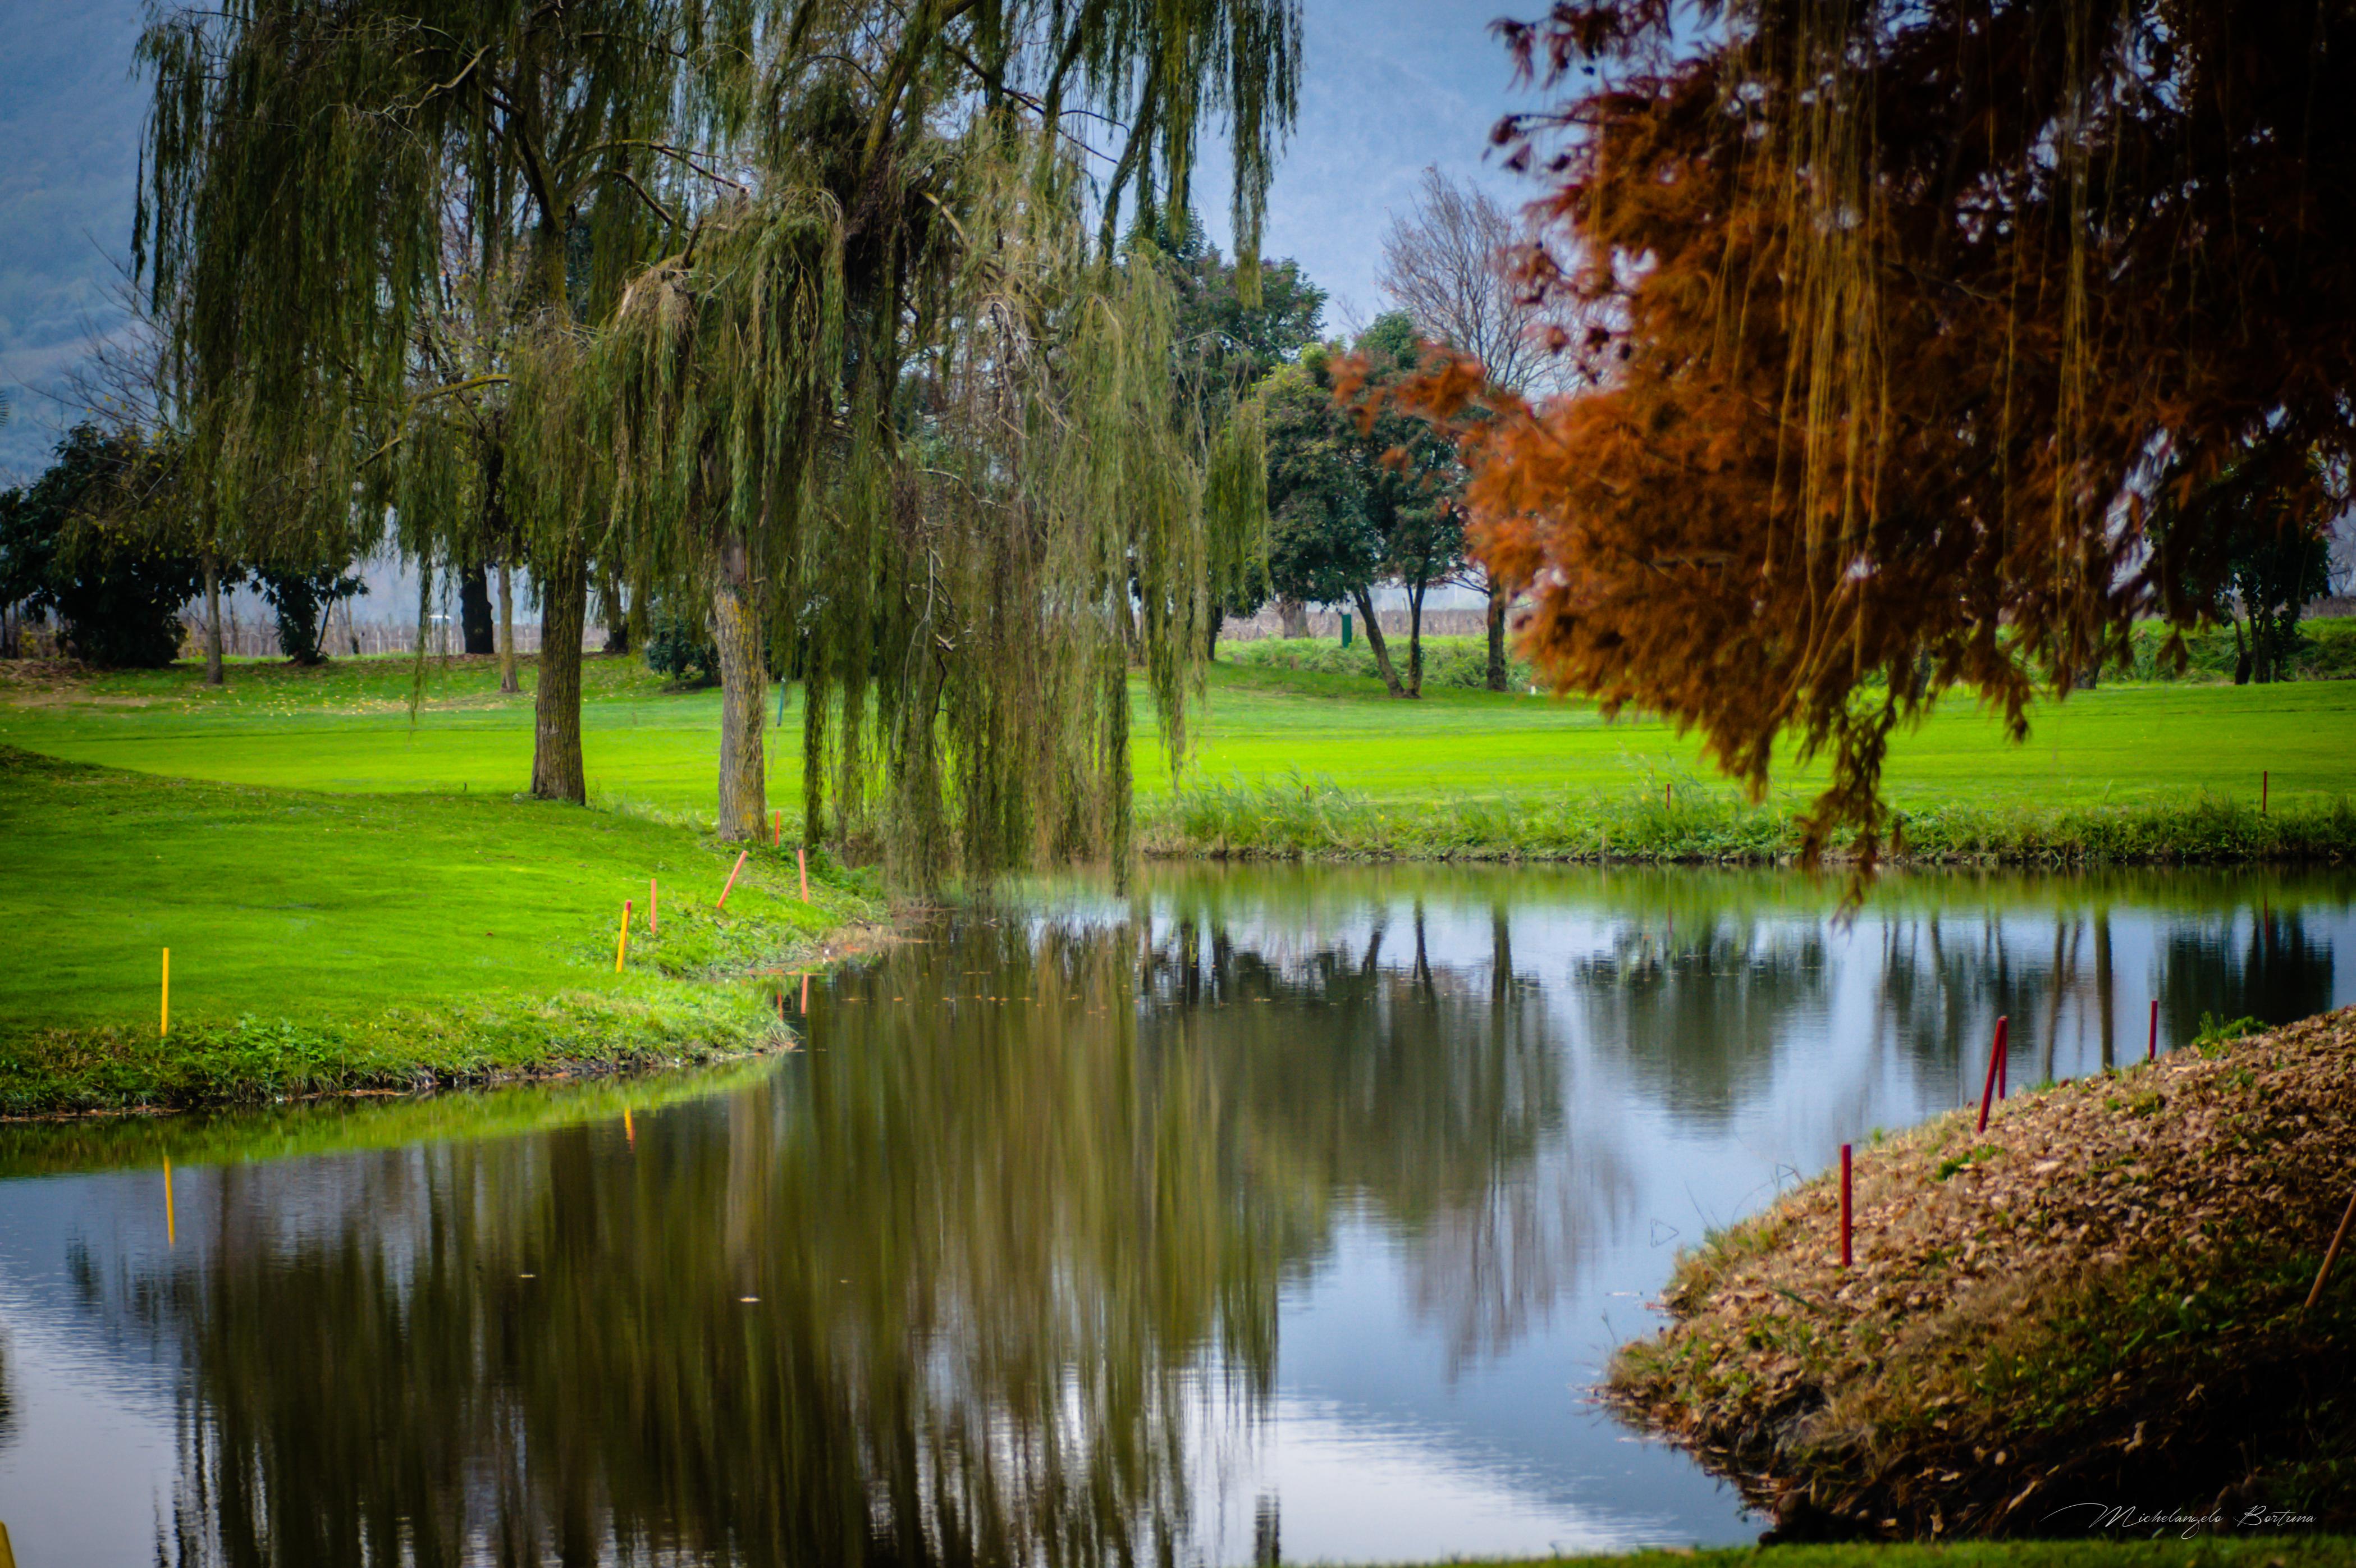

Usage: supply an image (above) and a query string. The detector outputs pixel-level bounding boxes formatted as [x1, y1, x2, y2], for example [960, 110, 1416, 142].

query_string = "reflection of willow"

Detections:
[1136, 895, 1626, 1371]
[136, 920, 1287, 1566]
[1573, 916, 1831, 1125]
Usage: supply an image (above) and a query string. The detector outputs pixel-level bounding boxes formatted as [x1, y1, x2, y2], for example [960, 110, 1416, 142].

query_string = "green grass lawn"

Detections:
[4, 644, 2351, 825]
[0, 744, 875, 1112]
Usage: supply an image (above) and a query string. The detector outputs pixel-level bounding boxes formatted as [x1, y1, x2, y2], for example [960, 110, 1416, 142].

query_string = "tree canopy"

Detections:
[1394, 0, 2356, 861]
[138, 0, 1304, 877]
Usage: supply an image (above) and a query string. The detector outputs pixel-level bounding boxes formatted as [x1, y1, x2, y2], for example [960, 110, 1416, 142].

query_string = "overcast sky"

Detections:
[0, 0, 1553, 481]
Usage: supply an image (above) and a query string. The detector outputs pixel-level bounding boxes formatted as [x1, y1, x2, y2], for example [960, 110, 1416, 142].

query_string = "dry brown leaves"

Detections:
[1608, 1005, 2356, 1538]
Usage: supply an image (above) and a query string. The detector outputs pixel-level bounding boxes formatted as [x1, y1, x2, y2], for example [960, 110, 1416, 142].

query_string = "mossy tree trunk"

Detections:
[531, 545, 587, 803]
[712, 529, 766, 842]
[1278, 597, 1309, 638]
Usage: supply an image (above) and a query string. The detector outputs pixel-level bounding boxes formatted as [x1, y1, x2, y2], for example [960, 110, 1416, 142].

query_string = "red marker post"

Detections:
[649, 876, 659, 935]
[1977, 1015, 2011, 1133]
[1839, 1144, 1854, 1268]
[2147, 997, 2159, 1062]
[2262, 770, 2271, 817]
[798, 844, 809, 902]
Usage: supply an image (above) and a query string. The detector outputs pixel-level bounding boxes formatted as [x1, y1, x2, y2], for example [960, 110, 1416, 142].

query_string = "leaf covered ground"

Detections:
[1609, 1009, 2356, 1539]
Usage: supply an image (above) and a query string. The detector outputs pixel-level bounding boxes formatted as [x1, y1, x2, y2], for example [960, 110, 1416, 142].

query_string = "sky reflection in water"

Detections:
[0, 863, 2349, 1565]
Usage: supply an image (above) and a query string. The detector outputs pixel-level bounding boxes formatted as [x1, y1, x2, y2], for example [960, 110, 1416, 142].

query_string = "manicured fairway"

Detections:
[0, 745, 853, 1035]
[3, 649, 2350, 828]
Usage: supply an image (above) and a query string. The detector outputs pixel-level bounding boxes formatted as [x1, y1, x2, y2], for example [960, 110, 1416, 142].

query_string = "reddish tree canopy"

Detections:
[1398, 1, 2356, 861]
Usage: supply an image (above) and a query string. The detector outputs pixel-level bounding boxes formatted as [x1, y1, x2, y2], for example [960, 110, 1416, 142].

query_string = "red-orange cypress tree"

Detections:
[1385, 2, 2356, 861]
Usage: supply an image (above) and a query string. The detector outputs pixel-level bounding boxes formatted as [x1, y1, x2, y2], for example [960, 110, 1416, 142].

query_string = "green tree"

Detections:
[0, 425, 200, 669]
[1264, 319, 1465, 697]
[1349, 312, 1466, 699]
[254, 564, 367, 666]
[1262, 354, 1383, 643]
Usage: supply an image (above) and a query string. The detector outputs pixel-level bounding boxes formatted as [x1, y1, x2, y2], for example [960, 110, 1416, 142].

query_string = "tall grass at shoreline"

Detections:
[1144, 772, 2356, 865]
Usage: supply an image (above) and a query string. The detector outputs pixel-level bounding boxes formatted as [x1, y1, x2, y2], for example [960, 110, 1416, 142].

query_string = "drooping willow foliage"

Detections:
[804, 149, 1268, 885]
[588, 136, 1265, 881]
[1387, 1, 2356, 866]
[136, 0, 1300, 858]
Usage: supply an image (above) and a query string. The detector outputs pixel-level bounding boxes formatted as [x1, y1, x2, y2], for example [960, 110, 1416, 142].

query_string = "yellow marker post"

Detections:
[161, 947, 170, 1037]
[0, 1516, 17, 1568]
[163, 1154, 176, 1247]
[615, 899, 633, 973]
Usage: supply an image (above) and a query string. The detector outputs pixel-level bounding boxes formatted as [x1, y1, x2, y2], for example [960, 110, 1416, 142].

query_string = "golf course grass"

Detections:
[3, 641, 2353, 813]
[0, 743, 879, 1114]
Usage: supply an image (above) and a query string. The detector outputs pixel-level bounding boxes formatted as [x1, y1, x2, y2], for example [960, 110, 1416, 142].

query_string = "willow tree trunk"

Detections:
[496, 564, 520, 694]
[1350, 586, 1410, 698]
[711, 532, 766, 842]
[202, 553, 225, 687]
[531, 545, 588, 803]
[1485, 578, 1509, 691]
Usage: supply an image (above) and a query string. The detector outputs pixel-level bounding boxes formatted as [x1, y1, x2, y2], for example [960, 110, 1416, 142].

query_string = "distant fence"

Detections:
[170, 612, 606, 660]
[1218, 606, 1493, 643]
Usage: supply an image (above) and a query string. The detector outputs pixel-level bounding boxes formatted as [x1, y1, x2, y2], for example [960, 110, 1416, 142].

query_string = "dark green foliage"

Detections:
[1260, 317, 1466, 694]
[0, 424, 200, 669]
[1263, 353, 1384, 607]
[2152, 464, 2337, 685]
[2230, 524, 2334, 685]
[1156, 211, 1326, 405]
[254, 563, 365, 665]
[643, 607, 720, 687]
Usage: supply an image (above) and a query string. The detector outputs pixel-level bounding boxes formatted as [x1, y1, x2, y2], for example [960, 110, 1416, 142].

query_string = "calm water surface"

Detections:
[2, 863, 2351, 1565]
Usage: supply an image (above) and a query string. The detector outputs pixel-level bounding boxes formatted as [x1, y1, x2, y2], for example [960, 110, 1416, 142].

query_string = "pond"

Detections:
[2, 863, 2351, 1565]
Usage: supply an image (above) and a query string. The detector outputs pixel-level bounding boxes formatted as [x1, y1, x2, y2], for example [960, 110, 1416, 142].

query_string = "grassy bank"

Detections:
[0, 746, 880, 1116]
[1607, 1008, 2356, 1539]
[1142, 772, 2356, 865]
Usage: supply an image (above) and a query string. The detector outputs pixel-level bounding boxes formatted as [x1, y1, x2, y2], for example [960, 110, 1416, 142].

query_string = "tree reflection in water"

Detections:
[15, 862, 2336, 1566]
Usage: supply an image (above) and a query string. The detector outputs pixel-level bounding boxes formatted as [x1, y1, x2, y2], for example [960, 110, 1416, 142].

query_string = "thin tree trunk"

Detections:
[1405, 579, 1426, 697]
[1351, 586, 1409, 697]
[712, 530, 767, 842]
[203, 552, 225, 687]
[530, 543, 588, 804]
[1278, 597, 1309, 638]
[1205, 607, 1222, 661]
[496, 563, 520, 694]
[1485, 576, 1508, 691]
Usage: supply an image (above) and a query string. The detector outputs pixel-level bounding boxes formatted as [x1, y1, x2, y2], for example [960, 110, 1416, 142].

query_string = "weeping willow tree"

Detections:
[139, 0, 1297, 858]
[808, 145, 1269, 884]
[592, 130, 1266, 875]
[138, 0, 758, 798]
[601, 191, 847, 842]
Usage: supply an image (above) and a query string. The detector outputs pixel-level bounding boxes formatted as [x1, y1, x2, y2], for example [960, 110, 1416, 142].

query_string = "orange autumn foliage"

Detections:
[1383, 2, 2356, 863]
